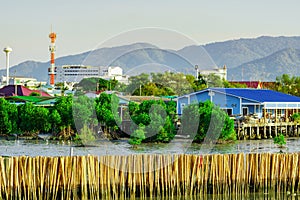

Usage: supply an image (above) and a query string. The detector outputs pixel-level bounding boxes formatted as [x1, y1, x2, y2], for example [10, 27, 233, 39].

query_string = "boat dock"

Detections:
[236, 121, 300, 139]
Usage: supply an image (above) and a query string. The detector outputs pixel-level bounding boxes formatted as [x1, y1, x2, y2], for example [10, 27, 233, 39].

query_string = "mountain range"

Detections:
[2, 36, 300, 81]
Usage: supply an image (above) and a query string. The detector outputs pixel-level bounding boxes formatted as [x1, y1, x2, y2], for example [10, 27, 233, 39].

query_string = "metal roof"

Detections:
[210, 88, 300, 103]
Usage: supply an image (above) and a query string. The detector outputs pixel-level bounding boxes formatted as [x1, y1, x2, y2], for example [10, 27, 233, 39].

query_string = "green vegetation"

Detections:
[128, 100, 177, 143]
[291, 113, 300, 123]
[76, 124, 96, 145]
[29, 92, 41, 96]
[128, 124, 146, 145]
[272, 74, 300, 96]
[273, 133, 286, 147]
[0, 98, 18, 135]
[181, 101, 236, 143]
[18, 103, 51, 135]
[0, 70, 257, 143]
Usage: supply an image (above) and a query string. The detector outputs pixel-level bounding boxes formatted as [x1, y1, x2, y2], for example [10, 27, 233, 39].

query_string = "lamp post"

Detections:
[208, 90, 215, 102]
[3, 46, 12, 86]
[195, 65, 199, 80]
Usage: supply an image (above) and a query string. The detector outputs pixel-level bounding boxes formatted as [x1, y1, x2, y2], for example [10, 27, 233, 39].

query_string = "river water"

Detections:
[1, 137, 300, 157]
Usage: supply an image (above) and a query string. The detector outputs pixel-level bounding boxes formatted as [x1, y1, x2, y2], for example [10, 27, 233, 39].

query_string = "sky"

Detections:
[0, 0, 300, 69]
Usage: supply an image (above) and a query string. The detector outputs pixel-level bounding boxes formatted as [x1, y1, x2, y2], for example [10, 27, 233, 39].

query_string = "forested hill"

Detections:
[2, 36, 300, 81]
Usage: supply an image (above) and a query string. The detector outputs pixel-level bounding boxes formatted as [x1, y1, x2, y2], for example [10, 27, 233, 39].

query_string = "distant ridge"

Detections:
[2, 36, 300, 81]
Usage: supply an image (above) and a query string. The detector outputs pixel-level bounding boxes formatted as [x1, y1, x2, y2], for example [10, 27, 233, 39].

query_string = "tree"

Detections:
[95, 93, 121, 136]
[273, 74, 300, 96]
[128, 99, 176, 143]
[75, 77, 99, 91]
[0, 98, 14, 135]
[49, 109, 62, 134]
[181, 101, 236, 143]
[129, 124, 146, 145]
[33, 106, 51, 133]
[18, 103, 50, 135]
[54, 95, 75, 137]
[73, 95, 98, 132]
[126, 73, 150, 95]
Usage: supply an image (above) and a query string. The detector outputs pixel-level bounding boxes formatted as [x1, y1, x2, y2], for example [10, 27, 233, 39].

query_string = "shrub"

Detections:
[273, 133, 286, 147]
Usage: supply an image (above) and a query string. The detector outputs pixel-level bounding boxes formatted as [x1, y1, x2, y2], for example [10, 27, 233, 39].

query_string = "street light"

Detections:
[208, 90, 215, 102]
[195, 65, 199, 80]
[3, 46, 12, 86]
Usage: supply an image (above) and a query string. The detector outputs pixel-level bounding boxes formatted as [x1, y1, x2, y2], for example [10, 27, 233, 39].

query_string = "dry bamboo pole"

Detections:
[71, 156, 77, 199]
[266, 153, 271, 193]
[87, 156, 95, 199]
[27, 157, 34, 199]
[226, 154, 232, 194]
[177, 154, 182, 196]
[105, 155, 111, 198]
[5, 153, 300, 198]
[159, 155, 164, 196]
[218, 154, 224, 194]
[168, 155, 173, 198]
[190, 155, 196, 195]
[139, 154, 143, 198]
[53, 157, 60, 200]
[212, 155, 218, 194]
[139, 154, 147, 198]
[172, 154, 179, 197]
[99, 156, 105, 197]
[255, 153, 259, 193]
[95, 156, 100, 199]
[270, 154, 275, 191]
[291, 154, 298, 194]
[183, 154, 189, 196]
[163, 155, 168, 196]
[132, 155, 137, 198]
[117, 155, 123, 198]
[204, 155, 210, 195]
[297, 153, 300, 192]
[258, 153, 264, 193]
[121, 155, 127, 199]
[154, 155, 160, 196]
[245, 154, 250, 193]
[14, 156, 20, 198]
[195, 155, 201, 195]
[239, 153, 245, 194]
[109, 156, 116, 199]
[127, 155, 132, 197]
[281, 154, 287, 192]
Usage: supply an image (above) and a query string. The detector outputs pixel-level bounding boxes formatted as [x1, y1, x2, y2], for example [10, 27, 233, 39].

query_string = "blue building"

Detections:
[177, 88, 300, 121]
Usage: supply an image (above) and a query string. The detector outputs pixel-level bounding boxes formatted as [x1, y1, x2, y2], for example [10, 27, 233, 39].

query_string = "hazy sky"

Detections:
[0, 0, 299, 69]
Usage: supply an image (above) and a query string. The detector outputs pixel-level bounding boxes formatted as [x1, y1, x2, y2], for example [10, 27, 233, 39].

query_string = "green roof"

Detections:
[6, 96, 56, 105]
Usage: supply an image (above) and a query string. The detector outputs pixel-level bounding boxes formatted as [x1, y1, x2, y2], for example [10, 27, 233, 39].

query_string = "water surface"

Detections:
[0, 137, 299, 157]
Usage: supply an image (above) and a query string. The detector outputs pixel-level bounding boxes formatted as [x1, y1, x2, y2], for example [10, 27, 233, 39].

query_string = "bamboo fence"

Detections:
[0, 153, 299, 199]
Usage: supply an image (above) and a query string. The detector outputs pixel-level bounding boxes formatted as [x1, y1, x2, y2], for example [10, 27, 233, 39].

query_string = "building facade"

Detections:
[177, 88, 300, 121]
[199, 65, 227, 80]
[55, 65, 128, 83]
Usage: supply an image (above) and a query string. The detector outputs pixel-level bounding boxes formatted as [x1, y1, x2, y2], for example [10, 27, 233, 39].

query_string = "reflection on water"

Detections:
[0, 137, 300, 157]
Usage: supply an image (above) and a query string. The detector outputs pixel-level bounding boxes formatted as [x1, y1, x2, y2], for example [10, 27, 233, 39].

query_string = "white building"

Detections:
[0, 76, 46, 89]
[55, 65, 128, 84]
[199, 65, 227, 80]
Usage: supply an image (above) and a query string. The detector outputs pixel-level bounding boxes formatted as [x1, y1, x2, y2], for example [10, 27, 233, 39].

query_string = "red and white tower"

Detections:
[48, 31, 57, 86]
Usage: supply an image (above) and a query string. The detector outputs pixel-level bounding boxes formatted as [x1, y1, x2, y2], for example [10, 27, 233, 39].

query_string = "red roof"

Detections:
[0, 85, 51, 97]
[230, 81, 262, 88]
[230, 81, 275, 89]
